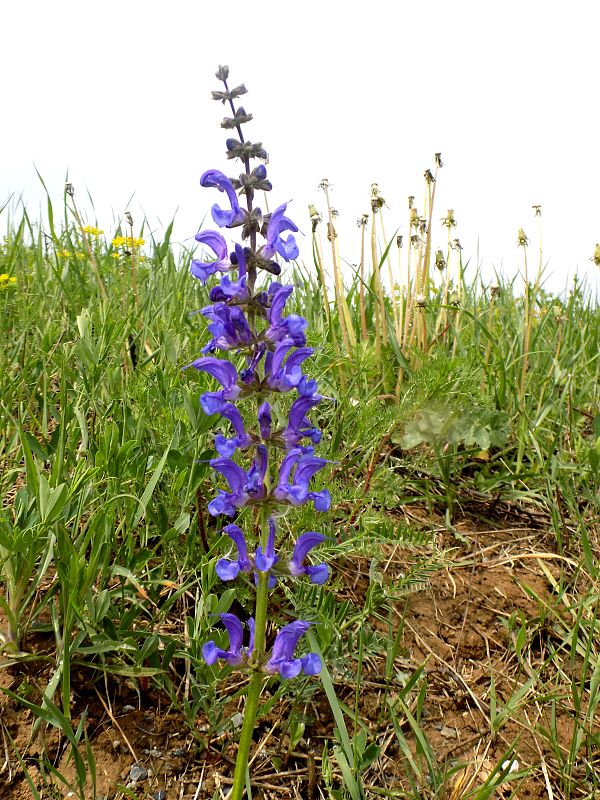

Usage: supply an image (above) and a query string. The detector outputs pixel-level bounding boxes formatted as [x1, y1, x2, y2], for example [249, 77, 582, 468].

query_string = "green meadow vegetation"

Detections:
[0, 174, 599, 799]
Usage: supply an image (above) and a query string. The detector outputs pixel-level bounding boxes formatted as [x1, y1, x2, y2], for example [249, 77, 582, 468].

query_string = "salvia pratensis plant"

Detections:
[187, 65, 331, 798]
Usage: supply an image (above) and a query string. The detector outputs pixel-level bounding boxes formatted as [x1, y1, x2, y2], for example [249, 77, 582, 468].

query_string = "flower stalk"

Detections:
[189, 67, 331, 799]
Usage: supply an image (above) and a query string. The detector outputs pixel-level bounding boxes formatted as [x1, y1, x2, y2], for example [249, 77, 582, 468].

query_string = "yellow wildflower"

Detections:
[57, 249, 71, 258]
[75, 252, 85, 260]
[111, 235, 144, 249]
[82, 225, 104, 236]
[111, 253, 120, 259]
[0, 273, 9, 281]
[9, 277, 16, 284]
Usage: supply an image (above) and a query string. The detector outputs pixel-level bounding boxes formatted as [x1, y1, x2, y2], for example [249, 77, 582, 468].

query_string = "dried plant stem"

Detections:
[358, 222, 368, 341]
[68, 200, 107, 301]
[128, 217, 140, 312]
[312, 230, 334, 338]
[322, 185, 355, 354]
[379, 213, 400, 342]
[370, 214, 383, 360]
[520, 245, 531, 402]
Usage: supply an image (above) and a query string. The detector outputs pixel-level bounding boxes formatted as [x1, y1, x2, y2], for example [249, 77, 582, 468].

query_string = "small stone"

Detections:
[171, 747, 185, 757]
[121, 704, 136, 714]
[149, 748, 162, 758]
[152, 791, 167, 800]
[231, 713, 243, 729]
[129, 764, 149, 782]
[112, 739, 121, 752]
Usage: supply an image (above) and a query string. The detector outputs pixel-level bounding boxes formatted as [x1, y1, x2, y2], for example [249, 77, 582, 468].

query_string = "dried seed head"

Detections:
[125, 211, 134, 226]
[490, 284, 501, 298]
[591, 243, 600, 267]
[435, 250, 446, 271]
[415, 293, 427, 307]
[424, 168, 435, 184]
[517, 228, 529, 247]
[408, 195, 415, 209]
[435, 153, 443, 168]
[319, 178, 330, 191]
[356, 214, 369, 228]
[452, 238, 463, 251]
[396, 234, 403, 248]
[409, 208, 419, 229]
[215, 65, 229, 81]
[532, 204, 542, 217]
[65, 183, 75, 197]
[327, 222, 337, 242]
[442, 209, 457, 228]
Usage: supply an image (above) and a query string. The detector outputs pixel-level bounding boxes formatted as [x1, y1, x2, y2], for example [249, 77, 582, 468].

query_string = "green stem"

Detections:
[229, 669, 263, 799]
[230, 565, 270, 799]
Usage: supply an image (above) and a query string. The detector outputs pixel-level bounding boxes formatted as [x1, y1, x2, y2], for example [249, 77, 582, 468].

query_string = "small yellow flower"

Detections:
[9, 277, 16, 284]
[111, 235, 144, 249]
[75, 252, 85, 260]
[57, 249, 71, 258]
[82, 225, 104, 236]
[139, 255, 146, 262]
[111, 252, 120, 259]
[0, 273, 9, 281]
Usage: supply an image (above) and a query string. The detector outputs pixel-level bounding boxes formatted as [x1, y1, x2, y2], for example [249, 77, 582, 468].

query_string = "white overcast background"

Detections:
[2, 0, 599, 296]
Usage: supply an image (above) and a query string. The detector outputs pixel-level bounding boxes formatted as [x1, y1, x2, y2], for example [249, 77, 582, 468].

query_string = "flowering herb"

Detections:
[188, 65, 330, 798]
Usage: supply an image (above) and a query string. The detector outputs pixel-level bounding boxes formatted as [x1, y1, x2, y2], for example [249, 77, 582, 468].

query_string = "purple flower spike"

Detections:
[191, 230, 231, 284]
[200, 169, 245, 228]
[264, 620, 321, 678]
[290, 532, 329, 584]
[202, 612, 248, 666]
[263, 203, 299, 261]
[216, 524, 252, 580]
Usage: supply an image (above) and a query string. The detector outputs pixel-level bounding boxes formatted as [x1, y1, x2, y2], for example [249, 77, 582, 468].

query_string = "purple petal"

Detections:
[308, 489, 331, 512]
[278, 659, 303, 679]
[305, 564, 330, 584]
[215, 558, 241, 581]
[191, 230, 231, 284]
[288, 395, 322, 434]
[188, 357, 239, 391]
[300, 653, 322, 675]
[223, 524, 250, 569]
[247, 617, 255, 655]
[202, 641, 220, 665]
[269, 620, 310, 663]
[290, 532, 326, 572]
[258, 401, 272, 440]
[200, 169, 245, 228]
[220, 613, 244, 654]
[210, 458, 247, 494]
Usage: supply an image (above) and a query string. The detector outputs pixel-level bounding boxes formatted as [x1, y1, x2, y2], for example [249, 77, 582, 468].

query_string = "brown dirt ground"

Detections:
[1, 510, 598, 800]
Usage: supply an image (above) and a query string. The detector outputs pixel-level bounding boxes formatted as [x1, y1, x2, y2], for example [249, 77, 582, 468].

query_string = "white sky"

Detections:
[2, 0, 600, 297]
